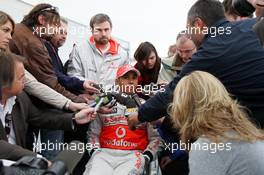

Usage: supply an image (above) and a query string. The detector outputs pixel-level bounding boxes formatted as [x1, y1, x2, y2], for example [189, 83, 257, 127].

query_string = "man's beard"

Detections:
[56, 39, 65, 48]
[95, 37, 109, 45]
[43, 34, 53, 41]
[182, 57, 191, 63]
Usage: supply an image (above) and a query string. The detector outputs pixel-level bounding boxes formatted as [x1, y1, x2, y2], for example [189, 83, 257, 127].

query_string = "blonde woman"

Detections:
[170, 71, 264, 175]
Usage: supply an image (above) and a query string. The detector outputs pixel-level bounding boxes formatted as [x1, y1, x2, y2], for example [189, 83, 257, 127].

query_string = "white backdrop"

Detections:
[1, 0, 200, 61]
[22, 0, 198, 57]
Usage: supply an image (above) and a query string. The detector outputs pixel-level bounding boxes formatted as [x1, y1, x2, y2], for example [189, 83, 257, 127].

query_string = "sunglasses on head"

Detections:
[39, 6, 59, 14]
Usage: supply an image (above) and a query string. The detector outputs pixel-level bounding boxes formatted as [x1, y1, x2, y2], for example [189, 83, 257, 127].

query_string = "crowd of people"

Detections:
[1, 0, 264, 175]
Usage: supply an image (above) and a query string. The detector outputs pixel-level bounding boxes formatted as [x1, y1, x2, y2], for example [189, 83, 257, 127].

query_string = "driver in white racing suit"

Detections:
[84, 64, 161, 175]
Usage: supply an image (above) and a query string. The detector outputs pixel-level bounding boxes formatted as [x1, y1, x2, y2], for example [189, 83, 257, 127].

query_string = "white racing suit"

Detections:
[84, 101, 161, 175]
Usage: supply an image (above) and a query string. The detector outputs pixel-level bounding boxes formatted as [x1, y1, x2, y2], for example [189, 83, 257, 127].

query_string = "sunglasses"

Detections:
[176, 47, 196, 54]
[39, 6, 59, 14]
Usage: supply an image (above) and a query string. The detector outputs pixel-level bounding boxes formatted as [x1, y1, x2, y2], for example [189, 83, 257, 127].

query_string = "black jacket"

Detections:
[138, 18, 264, 128]
[0, 92, 74, 161]
[44, 42, 84, 94]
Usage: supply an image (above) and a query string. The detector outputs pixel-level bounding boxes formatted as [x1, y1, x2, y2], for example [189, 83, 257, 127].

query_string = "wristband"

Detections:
[143, 151, 153, 162]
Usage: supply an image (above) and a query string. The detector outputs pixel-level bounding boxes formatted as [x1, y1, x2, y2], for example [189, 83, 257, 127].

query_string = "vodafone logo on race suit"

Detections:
[103, 126, 137, 148]
[100, 124, 148, 150]
[116, 126, 126, 138]
[103, 139, 138, 148]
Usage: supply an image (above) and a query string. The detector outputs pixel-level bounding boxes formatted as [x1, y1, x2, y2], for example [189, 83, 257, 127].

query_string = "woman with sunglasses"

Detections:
[0, 11, 87, 112]
[0, 11, 97, 164]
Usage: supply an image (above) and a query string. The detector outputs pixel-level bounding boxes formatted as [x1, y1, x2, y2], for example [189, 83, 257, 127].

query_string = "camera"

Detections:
[0, 156, 68, 175]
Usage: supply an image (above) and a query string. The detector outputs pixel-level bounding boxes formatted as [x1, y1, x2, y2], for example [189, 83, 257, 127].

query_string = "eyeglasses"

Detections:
[5, 113, 12, 138]
[39, 6, 59, 14]
[176, 47, 196, 55]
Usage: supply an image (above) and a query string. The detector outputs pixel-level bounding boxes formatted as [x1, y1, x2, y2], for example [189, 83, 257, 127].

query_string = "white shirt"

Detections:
[0, 96, 17, 144]
[67, 39, 130, 87]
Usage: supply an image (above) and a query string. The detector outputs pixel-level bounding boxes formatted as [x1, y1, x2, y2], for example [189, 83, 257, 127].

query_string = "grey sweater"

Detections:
[189, 137, 264, 175]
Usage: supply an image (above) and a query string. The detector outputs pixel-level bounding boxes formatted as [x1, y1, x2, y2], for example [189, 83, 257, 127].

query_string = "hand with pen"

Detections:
[73, 92, 117, 123]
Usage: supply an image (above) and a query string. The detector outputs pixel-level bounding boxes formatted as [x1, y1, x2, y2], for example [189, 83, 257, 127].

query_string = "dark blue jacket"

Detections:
[138, 18, 264, 128]
[44, 42, 84, 94]
[157, 116, 188, 160]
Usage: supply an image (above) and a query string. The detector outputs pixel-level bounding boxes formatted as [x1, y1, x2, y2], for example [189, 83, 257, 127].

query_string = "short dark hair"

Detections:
[222, 0, 253, 18]
[90, 13, 112, 29]
[188, 0, 225, 27]
[223, 0, 239, 15]
[0, 51, 24, 89]
[22, 3, 60, 27]
[0, 11, 15, 35]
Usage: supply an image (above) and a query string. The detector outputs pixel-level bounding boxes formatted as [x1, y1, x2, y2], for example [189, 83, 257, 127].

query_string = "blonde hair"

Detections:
[169, 71, 264, 145]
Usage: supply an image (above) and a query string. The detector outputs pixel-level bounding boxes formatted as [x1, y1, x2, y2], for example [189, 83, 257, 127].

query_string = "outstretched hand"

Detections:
[74, 108, 97, 124]
[83, 80, 100, 94]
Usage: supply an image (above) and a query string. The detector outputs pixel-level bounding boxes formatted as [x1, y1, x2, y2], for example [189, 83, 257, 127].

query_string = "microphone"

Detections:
[109, 92, 143, 117]
[89, 93, 117, 111]
[94, 97, 104, 111]
[109, 92, 137, 108]
[90, 92, 142, 117]
[131, 93, 141, 107]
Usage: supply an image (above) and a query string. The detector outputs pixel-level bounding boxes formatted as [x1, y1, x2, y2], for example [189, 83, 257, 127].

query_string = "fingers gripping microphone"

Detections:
[89, 93, 117, 111]
[109, 93, 143, 117]
[131, 94, 142, 107]
[91, 83, 104, 93]
[94, 97, 104, 111]
[110, 92, 138, 108]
